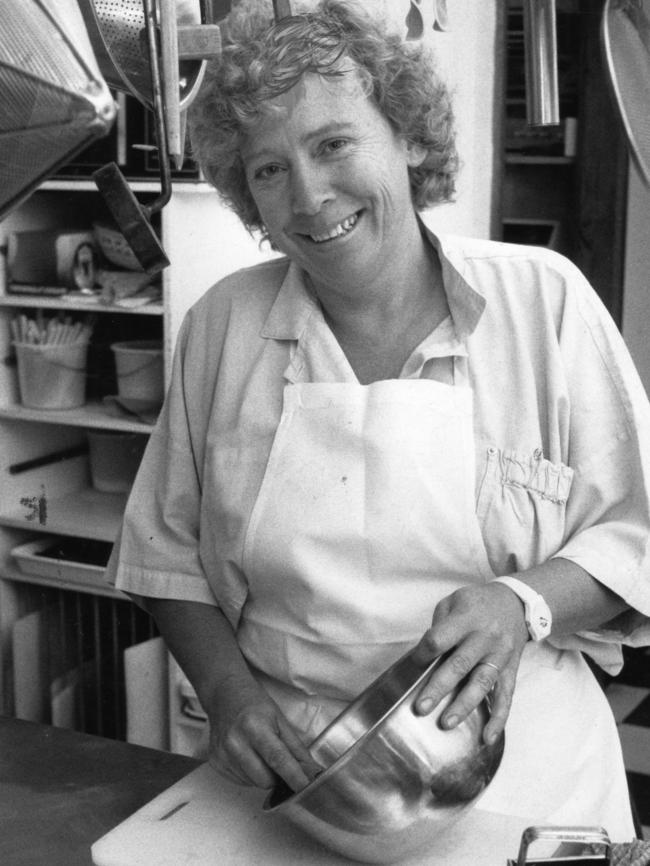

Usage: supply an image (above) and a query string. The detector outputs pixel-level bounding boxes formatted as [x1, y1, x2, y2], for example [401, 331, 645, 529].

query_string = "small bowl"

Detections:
[264, 650, 504, 864]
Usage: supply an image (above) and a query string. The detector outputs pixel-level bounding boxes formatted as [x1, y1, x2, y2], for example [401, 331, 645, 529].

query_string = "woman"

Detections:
[107, 0, 650, 841]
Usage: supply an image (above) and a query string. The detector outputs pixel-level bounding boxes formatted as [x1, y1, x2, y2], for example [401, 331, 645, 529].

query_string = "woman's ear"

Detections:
[405, 140, 427, 167]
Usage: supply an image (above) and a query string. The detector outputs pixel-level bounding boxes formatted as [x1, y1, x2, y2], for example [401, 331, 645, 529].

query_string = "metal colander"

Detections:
[0, 0, 116, 220]
[78, 0, 205, 109]
[603, 0, 650, 185]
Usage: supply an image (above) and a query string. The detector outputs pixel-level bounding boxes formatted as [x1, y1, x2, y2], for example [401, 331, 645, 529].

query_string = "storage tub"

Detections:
[14, 340, 88, 409]
[87, 430, 148, 493]
[111, 340, 164, 405]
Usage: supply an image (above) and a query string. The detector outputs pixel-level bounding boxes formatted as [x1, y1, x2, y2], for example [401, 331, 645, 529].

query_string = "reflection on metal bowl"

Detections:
[264, 650, 505, 864]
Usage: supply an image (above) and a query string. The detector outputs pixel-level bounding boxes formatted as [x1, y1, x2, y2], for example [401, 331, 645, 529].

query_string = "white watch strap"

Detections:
[492, 576, 552, 641]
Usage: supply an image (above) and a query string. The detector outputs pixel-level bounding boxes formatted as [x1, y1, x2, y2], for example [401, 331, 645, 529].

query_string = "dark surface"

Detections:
[0, 715, 200, 866]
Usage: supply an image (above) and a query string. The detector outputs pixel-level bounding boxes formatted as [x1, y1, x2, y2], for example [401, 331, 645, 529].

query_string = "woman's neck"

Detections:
[311, 231, 450, 384]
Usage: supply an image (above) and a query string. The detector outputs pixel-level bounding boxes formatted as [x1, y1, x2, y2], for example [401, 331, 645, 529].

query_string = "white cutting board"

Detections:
[91, 763, 531, 866]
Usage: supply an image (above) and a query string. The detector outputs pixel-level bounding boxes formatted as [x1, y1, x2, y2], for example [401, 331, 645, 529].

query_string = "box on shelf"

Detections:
[7, 229, 97, 290]
[11, 536, 113, 590]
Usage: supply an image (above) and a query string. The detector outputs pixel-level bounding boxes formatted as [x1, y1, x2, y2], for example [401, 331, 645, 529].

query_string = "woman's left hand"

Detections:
[411, 582, 530, 744]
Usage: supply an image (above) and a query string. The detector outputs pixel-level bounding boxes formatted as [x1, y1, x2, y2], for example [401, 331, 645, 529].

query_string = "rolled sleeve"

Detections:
[549, 262, 650, 662]
[461, 240, 650, 670]
[105, 317, 218, 607]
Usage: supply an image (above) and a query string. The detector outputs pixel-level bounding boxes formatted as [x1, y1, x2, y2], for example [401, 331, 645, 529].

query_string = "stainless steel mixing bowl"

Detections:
[264, 650, 505, 864]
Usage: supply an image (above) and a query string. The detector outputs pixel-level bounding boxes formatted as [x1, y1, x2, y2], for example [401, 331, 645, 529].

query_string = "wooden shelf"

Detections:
[0, 161, 270, 742]
[0, 488, 127, 541]
[0, 293, 163, 316]
[39, 179, 216, 195]
[0, 401, 155, 433]
[505, 154, 575, 165]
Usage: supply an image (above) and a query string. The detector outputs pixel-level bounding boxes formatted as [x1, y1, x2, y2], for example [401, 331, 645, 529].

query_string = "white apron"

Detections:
[237, 373, 635, 841]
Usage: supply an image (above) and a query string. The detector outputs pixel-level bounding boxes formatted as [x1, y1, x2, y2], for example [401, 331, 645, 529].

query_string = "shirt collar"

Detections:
[259, 260, 319, 341]
[260, 222, 486, 342]
[421, 221, 486, 339]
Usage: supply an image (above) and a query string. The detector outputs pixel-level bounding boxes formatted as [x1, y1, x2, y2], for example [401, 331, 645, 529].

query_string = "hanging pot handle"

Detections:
[93, 0, 171, 274]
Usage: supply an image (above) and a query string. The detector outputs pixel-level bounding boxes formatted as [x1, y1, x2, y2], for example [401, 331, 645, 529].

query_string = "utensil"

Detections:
[602, 0, 650, 185]
[264, 649, 504, 864]
[80, 0, 226, 273]
[0, 0, 116, 220]
[523, 0, 560, 126]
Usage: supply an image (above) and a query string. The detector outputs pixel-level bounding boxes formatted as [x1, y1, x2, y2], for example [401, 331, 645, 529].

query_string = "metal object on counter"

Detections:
[508, 825, 611, 865]
[264, 649, 504, 864]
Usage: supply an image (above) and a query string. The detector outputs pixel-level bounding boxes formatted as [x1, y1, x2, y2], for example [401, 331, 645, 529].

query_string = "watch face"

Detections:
[526, 605, 552, 640]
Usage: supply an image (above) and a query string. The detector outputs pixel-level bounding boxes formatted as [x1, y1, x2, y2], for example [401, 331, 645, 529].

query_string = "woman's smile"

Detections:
[300, 211, 361, 244]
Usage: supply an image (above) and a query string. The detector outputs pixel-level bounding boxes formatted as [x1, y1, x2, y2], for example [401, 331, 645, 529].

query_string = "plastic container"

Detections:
[111, 340, 164, 405]
[11, 535, 112, 591]
[87, 430, 147, 492]
[14, 340, 88, 409]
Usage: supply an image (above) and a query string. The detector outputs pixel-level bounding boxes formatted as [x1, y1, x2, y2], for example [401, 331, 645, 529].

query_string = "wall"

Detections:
[419, 1, 501, 240]
[622, 162, 650, 395]
[370, 1, 500, 239]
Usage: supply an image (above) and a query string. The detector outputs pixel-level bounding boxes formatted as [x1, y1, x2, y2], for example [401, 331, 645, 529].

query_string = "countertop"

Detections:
[0, 715, 200, 866]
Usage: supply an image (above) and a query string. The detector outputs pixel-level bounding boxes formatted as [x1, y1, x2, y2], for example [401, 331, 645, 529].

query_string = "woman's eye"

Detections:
[254, 164, 284, 181]
[324, 138, 348, 153]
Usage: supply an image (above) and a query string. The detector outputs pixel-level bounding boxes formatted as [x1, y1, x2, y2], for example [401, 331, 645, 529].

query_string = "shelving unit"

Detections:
[500, 0, 581, 259]
[499, 0, 628, 321]
[0, 174, 272, 746]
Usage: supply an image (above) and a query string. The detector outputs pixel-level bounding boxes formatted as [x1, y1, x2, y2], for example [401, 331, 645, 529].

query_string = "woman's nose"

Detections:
[290, 160, 332, 216]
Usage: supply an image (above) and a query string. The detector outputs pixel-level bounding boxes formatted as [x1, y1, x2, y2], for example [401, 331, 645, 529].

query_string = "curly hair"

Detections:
[188, 0, 458, 236]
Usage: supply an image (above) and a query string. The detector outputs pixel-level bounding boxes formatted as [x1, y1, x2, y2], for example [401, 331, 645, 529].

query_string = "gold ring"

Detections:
[480, 661, 500, 674]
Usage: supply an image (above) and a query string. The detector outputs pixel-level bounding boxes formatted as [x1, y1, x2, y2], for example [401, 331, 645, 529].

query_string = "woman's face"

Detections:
[241, 70, 424, 295]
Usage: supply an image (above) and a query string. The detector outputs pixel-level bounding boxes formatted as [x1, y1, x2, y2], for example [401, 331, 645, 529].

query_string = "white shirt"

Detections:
[107, 229, 650, 673]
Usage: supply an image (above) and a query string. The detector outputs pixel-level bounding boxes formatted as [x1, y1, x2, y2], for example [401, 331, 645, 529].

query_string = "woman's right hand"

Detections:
[206, 675, 322, 792]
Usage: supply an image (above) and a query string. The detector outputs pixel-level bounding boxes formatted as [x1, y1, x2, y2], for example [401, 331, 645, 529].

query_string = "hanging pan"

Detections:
[79, 0, 226, 273]
[80, 0, 211, 273]
[602, 0, 650, 185]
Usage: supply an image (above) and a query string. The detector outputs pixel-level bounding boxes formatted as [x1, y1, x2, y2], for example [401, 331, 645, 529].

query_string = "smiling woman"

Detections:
[189, 0, 458, 237]
[238, 72, 430, 303]
[106, 0, 650, 853]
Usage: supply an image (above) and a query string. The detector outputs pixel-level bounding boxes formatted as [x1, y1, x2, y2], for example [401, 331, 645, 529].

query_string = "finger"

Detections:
[436, 659, 503, 729]
[414, 638, 483, 715]
[277, 717, 323, 780]
[254, 727, 314, 792]
[218, 733, 279, 789]
[483, 666, 517, 745]
[208, 751, 276, 788]
[410, 606, 455, 666]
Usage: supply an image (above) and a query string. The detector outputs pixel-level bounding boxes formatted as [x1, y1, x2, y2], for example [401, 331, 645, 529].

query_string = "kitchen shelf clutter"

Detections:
[500, 0, 628, 323]
[501, 0, 581, 259]
[0, 165, 269, 749]
[0, 180, 164, 744]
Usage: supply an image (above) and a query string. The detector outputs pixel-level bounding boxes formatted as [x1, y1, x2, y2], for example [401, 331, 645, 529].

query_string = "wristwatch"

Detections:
[492, 576, 552, 641]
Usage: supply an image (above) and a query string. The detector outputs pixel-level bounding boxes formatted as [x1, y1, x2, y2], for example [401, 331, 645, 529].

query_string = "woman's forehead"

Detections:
[249, 68, 371, 132]
[240, 72, 377, 157]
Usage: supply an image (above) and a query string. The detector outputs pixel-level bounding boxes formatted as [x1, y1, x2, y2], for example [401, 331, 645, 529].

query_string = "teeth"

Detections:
[310, 213, 358, 243]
